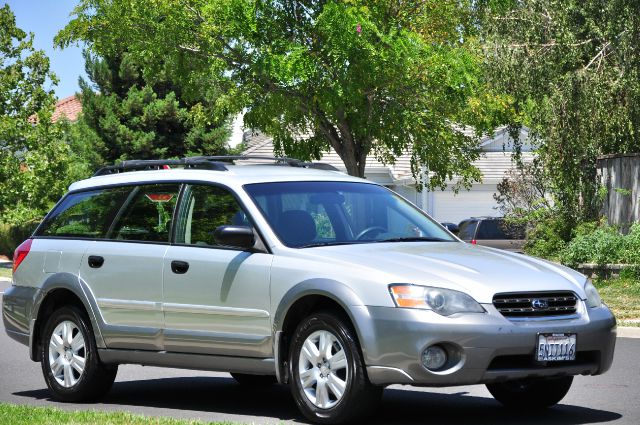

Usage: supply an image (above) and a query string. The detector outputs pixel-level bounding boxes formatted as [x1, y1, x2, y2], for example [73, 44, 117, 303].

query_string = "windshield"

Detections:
[244, 181, 456, 248]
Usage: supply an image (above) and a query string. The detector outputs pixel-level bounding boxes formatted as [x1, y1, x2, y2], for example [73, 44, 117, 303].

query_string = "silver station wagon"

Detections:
[3, 156, 616, 424]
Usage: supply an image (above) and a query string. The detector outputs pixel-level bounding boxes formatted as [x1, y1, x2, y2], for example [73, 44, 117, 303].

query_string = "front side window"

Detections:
[245, 181, 454, 248]
[38, 187, 132, 238]
[174, 184, 250, 247]
[110, 184, 180, 242]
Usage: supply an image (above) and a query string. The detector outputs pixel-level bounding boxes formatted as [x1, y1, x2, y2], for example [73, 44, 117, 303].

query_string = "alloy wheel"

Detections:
[297, 329, 349, 409]
[48, 320, 86, 387]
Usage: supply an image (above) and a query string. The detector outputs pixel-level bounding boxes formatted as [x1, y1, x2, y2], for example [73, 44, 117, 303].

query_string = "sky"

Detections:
[6, 0, 86, 100]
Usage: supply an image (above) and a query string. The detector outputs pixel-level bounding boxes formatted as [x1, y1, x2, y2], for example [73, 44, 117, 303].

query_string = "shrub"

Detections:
[0, 221, 39, 259]
[560, 223, 640, 267]
[523, 217, 567, 260]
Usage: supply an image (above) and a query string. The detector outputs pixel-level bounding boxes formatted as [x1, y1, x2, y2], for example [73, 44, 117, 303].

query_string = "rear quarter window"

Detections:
[37, 187, 132, 238]
[457, 221, 478, 240]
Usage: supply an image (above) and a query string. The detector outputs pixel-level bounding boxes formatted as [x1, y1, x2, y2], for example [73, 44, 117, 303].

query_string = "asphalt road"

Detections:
[1, 281, 639, 424]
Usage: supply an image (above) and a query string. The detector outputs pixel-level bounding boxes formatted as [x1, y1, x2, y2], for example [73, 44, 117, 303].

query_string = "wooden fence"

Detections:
[597, 153, 640, 233]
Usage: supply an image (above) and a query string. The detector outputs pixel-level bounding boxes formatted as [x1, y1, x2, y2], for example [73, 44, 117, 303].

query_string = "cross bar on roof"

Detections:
[92, 155, 340, 177]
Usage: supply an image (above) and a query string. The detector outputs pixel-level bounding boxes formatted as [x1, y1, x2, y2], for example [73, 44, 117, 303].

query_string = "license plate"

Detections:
[536, 333, 577, 361]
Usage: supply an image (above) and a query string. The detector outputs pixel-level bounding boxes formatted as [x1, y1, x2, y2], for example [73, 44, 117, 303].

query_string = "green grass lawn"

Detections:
[595, 276, 640, 325]
[0, 403, 239, 425]
[0, 266, 11, 280]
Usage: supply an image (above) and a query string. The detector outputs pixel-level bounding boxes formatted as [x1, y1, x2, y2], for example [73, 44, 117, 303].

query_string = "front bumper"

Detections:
[355, 302, 616, 386]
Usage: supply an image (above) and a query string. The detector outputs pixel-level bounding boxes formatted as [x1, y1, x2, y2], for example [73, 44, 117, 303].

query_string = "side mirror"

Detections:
[213, 225, 255, 250]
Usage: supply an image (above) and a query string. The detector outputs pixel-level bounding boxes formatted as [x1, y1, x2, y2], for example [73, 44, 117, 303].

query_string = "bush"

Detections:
[0, 221, 39, 259]
[560, 223, 640, 267]
[523, 217, 567, 260]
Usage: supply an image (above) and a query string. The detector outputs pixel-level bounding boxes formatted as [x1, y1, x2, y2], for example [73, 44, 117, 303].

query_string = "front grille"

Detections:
[493, 291, 578, 318]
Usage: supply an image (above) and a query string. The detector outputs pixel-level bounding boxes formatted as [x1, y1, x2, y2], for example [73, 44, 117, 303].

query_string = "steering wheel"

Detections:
[355, 226, 386, 241]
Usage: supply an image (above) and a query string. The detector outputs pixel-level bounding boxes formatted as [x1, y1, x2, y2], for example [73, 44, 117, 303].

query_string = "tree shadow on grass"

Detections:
[14, 376, 622, 424]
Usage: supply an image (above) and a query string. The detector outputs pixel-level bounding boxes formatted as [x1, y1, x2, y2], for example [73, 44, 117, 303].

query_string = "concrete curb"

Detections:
[618, 327, 640, 338]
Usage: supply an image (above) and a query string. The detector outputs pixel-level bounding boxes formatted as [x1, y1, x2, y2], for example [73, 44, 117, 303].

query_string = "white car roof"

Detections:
[68, 164, 372, 192]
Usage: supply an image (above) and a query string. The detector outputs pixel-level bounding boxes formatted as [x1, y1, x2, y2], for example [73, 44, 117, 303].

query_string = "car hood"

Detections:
[296, 242, 587, 304]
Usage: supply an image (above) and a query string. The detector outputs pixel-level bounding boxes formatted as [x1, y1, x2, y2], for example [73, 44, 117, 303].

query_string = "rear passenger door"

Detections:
[162, 184, 273, 358]
[78, 183, 180, 350]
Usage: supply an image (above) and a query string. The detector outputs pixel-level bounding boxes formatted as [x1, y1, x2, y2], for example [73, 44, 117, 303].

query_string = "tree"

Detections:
[480, 0, 640, 230]
[57, 0, 508, 185]
[78, 50, 230, 163]
[0, 4, 87, 225]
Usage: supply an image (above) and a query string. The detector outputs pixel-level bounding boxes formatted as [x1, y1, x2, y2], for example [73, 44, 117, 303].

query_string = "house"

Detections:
[241, 127, 534, 223]
[52, 95, 82, 122]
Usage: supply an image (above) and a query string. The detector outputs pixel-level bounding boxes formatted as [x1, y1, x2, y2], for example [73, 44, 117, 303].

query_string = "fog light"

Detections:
[422, 345, 447, 370]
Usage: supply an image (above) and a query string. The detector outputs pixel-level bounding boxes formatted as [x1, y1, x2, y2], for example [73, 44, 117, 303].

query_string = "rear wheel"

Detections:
[486, 376, 573, 408]
[289, 312, 382, 424]
[230, 373, 277, 386]
[40, 306, 117, 402]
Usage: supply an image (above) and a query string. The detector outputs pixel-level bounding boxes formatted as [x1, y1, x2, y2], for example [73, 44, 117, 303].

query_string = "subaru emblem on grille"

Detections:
[532, 299, 549, 309]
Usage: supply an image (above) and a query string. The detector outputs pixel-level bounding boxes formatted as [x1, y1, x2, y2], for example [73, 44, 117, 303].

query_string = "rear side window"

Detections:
[38, 187, 132, 238]
[457, 221, 478, 240]
[476, 220, 525, 240]
[110, 184, 180, 242]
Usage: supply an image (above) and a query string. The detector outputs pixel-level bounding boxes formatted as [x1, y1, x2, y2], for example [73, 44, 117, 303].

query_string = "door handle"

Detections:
[88, 255, 104, 268]
[171, 260, 189, 274]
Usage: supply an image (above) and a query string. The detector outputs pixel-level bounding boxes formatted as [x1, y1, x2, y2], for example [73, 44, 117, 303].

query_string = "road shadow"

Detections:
[14, 376, 622, 424]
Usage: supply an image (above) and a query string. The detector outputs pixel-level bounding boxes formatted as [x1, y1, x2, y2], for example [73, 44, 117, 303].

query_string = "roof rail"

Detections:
[93, 155, 340, 177]
[93, 158, 228, 177]
[189, 155, 340, 171]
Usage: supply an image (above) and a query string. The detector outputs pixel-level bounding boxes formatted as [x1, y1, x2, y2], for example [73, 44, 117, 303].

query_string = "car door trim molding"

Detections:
[97, 298, 161, 312]
[163, 302, 270, 318]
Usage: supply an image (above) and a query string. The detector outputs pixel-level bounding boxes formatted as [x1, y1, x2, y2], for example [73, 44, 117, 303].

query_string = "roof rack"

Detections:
[93, 155, 339, 177]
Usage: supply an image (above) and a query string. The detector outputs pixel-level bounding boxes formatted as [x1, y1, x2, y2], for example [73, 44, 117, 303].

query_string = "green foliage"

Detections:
[57, 0, 509, 180]
[559, 223, 640, 267]
[522, 215, 567, 261]
[0, 222, 38, 259]
[481, 0, 640, 226]
[0, 4, 89, 227]
[78, 51, 230, 164]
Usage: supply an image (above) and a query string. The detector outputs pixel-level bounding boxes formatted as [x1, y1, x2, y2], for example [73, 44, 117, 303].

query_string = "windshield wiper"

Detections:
[374, 236, 452, 243]
[297, 241, 362, 248]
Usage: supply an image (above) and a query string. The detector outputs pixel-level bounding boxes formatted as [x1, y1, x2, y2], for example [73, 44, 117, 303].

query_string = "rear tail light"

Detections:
[13, 239, 33, 273]
[471, 239, 477, 245]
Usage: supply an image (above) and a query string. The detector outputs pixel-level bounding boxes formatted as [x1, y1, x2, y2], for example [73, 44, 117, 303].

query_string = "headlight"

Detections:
[389, 284, 485, 316]
[584, 279, 602, 308]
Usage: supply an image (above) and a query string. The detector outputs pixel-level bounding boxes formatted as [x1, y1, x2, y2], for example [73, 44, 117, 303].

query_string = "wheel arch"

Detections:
[273, 279, 369, 384]
[30, 273, 106, 361]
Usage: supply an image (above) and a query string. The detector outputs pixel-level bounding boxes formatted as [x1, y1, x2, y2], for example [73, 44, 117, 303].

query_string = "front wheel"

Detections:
[40, 306, 117, 402]
[289, 312, 382, 424]
[486, 376, 573, 408]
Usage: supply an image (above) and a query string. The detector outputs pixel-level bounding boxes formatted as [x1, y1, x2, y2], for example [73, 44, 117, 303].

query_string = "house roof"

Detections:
[242, 128, 534, 185]
[52, 95, 82, 122]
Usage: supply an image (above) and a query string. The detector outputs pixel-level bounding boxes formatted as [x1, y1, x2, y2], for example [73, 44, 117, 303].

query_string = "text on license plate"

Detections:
[536, 333, 577, 361]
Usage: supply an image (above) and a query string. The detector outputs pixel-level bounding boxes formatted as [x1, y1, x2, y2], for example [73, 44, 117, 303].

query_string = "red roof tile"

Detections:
[52, 95, 82, 122]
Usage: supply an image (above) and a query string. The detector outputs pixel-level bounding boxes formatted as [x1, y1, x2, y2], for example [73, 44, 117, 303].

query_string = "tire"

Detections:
[40, 306, 118, 402]
[289, 311, 382, 424]
[230, 373, 277, 386]
[486, 376, 573, 409]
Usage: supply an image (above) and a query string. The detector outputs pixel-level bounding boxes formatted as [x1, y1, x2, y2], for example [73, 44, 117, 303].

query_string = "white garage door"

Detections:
[431, 184, 501, 224]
